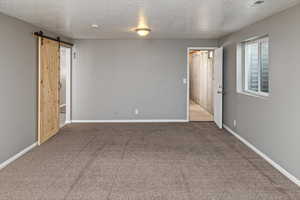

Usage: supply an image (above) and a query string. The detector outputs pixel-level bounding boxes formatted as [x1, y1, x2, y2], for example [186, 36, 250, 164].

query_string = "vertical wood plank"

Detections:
[38, 38, 60, 145]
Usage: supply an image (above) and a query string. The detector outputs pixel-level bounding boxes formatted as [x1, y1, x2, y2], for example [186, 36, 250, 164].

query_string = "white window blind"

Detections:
[243, 37, 269, 96]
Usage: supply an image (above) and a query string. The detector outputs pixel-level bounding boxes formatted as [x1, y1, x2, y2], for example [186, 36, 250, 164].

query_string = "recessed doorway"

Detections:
[36, 32, 73, 145]
[187, 47, 223, 127]
[189, 49, 214, 121]
[59, 46, 71, 127]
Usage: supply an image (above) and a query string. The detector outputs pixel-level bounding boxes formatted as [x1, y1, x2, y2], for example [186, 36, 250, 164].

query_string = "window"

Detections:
[238, 36, 269, 97]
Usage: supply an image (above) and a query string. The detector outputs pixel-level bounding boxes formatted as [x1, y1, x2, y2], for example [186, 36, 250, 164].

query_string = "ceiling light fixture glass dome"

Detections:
[135, 28, 151, 36]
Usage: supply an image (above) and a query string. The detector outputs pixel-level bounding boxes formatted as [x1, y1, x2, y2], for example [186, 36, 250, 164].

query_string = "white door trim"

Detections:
[186, 47, 218, 122]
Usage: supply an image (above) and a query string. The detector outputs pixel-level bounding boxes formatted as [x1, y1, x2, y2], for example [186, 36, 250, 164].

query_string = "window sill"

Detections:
[237, 90, 269, 99]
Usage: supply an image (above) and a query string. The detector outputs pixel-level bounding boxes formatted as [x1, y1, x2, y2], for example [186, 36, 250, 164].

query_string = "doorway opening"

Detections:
[189, 49, 214, 121]
[59, 46, 71, 127]
[187, 47, 223, 127]
[36, 32, 73, 145]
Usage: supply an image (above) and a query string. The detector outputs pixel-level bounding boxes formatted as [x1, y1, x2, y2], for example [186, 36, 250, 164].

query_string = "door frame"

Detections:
[186, 47, 218, 122]
[59, 44, 72, 126]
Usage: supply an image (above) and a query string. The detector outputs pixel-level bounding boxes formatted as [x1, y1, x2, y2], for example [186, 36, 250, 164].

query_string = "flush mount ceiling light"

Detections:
[91, 24, 99, 28]
[135, 28, 151, 37]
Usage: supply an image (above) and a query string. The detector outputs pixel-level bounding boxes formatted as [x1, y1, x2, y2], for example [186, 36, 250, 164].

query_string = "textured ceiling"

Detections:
[0, 0, 299, 39]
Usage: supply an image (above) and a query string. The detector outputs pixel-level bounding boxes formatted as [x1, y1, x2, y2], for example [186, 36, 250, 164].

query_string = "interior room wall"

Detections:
[0, 12, 72, 165]
[72, 39, 218, 121]
[189, 52, 201, 104]
[206, 54, 214, 114]
[219, 4, 300, 180]
[0, 13, 39, 165]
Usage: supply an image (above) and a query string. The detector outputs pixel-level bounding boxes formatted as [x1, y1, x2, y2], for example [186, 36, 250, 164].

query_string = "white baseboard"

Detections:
[71, 119, 188, 123]
[60, 120, 72, 128]
[223, 124, 300, 187]
[0, 142, 37, 170]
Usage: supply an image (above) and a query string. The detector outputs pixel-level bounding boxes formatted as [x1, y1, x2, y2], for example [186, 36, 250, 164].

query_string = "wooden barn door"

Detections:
[38, 37, 60, 145]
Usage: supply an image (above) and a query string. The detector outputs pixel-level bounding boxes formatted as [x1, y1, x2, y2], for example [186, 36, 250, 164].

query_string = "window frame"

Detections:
[237, 35, 270, 98]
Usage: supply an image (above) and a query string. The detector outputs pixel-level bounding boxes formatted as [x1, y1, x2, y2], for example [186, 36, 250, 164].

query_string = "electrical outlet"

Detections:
[182, 78, 187, 84]
[233, 120, 237, 128]
[134, 108, 139, 115]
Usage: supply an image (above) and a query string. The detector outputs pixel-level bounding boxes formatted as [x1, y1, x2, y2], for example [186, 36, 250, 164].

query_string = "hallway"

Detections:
[189, 100, 213, 121]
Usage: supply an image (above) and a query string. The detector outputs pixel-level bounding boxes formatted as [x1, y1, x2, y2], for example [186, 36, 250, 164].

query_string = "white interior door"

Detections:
[213, 47, 223, 128]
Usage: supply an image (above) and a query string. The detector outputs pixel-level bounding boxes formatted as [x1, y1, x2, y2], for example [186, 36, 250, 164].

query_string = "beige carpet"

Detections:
[0, 122, 299, 200]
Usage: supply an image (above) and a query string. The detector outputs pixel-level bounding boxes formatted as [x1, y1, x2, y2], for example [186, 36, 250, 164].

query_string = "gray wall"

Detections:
[72, 39, 218, 120]
[0, 13, 71, 164]
[0, 13, 38, 164]
[220, 4, 300, 179]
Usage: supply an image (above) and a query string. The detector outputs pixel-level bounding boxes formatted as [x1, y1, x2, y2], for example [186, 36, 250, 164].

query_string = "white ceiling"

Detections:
[0, 0, 299, 39]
